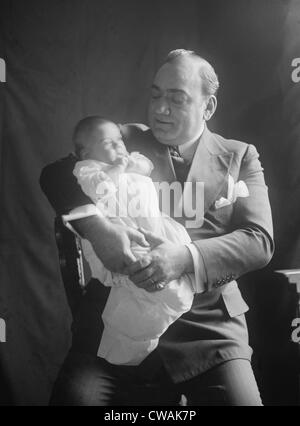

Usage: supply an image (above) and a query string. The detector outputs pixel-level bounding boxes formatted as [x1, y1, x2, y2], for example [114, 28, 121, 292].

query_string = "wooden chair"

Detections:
[54, 216, 87, 318]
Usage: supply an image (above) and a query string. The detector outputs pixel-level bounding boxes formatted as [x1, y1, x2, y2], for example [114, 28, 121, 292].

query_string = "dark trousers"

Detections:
[49, 351, 262, 406]
[50, 280, 262, 406]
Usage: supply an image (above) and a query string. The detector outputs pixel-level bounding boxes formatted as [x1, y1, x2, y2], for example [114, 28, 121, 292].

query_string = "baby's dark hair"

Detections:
[73, 115, 113, 158]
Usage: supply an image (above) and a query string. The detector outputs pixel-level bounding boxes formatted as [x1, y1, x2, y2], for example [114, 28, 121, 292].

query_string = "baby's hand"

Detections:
[115, 155, 129, 168]
[126, 156, 137, 171]
[126, 154, 153, 176]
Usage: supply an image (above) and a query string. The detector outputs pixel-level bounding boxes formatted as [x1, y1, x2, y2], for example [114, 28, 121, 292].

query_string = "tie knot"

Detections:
[169, 145, 181, 158]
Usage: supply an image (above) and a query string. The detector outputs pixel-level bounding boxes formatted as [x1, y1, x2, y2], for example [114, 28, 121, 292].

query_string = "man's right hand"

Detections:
[71, 216, 149, 273]
[92, 224, 150, 273]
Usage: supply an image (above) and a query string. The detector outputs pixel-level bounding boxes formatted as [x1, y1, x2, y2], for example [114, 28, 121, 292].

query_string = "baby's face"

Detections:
[85, 122, 128, 163]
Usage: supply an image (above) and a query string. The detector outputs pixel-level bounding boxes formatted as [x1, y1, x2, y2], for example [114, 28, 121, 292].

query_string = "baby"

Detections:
[71, 116, 195, 366]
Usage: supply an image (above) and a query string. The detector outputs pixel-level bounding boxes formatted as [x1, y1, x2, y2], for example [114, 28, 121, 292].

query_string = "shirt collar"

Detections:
[178, 123, 205, 164]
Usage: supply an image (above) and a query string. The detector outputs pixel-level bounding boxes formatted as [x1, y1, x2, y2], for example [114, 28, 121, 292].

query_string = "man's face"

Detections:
[148, 58, 208, 146]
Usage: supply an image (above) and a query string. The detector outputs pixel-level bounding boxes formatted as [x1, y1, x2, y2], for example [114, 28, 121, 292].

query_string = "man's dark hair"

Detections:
[73, 116, 112, 158]
[163, 49, 220, 97]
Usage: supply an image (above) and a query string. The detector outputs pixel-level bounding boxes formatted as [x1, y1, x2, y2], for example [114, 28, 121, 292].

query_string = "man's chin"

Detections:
[152, 129, 177, 145]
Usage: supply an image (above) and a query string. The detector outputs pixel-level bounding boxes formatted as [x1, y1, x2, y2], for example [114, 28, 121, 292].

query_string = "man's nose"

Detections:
[154, 97, 170, 115]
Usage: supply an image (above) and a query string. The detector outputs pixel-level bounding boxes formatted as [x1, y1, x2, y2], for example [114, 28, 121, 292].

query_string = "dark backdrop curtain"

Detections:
[0, 0, 299, 405]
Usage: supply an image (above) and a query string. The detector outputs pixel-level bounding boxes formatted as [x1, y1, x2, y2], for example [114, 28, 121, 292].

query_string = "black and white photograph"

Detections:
[0, 0, 300, 409]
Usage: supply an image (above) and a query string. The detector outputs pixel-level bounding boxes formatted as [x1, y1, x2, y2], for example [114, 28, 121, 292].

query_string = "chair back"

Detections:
[54, 216, 86, 317]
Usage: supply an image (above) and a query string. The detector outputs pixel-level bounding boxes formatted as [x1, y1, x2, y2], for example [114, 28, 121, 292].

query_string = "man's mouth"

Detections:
[155, 118, 173, 126]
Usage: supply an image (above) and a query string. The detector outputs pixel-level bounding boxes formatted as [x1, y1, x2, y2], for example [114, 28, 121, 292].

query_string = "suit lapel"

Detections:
[186, 127, 234, 214]
[152, 143, 176, 184]
[139, 130, 176, 184]
[125, 126, 176, 183]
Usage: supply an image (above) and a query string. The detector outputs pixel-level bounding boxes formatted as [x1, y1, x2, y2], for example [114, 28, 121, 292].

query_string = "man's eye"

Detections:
[171, 93, 188, 105]
[151, 90, 161, 99]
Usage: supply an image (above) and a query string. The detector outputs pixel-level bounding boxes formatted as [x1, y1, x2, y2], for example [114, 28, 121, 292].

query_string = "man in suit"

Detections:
[40, 49, 274, 406]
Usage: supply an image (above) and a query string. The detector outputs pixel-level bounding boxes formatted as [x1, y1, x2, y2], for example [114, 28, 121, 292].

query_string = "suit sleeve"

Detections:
[40, 155, 94, 216]
[193, 144, 274, 292]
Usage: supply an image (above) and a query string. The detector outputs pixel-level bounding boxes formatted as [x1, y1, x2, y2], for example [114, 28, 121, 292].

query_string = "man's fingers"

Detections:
[123, 256, 152, 276]
[129, 264, 156, 285]
[135, 276, 166, 293]
[127, 228, 150, 248]
[138, 228, 165, 248]
[123, 250, 137, 266]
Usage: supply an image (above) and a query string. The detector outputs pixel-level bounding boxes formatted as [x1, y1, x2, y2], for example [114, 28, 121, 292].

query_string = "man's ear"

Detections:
[204, 95, 217, 121]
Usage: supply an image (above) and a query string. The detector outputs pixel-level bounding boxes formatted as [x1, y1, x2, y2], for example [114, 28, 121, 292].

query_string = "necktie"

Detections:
[169, 146, 190, 187]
